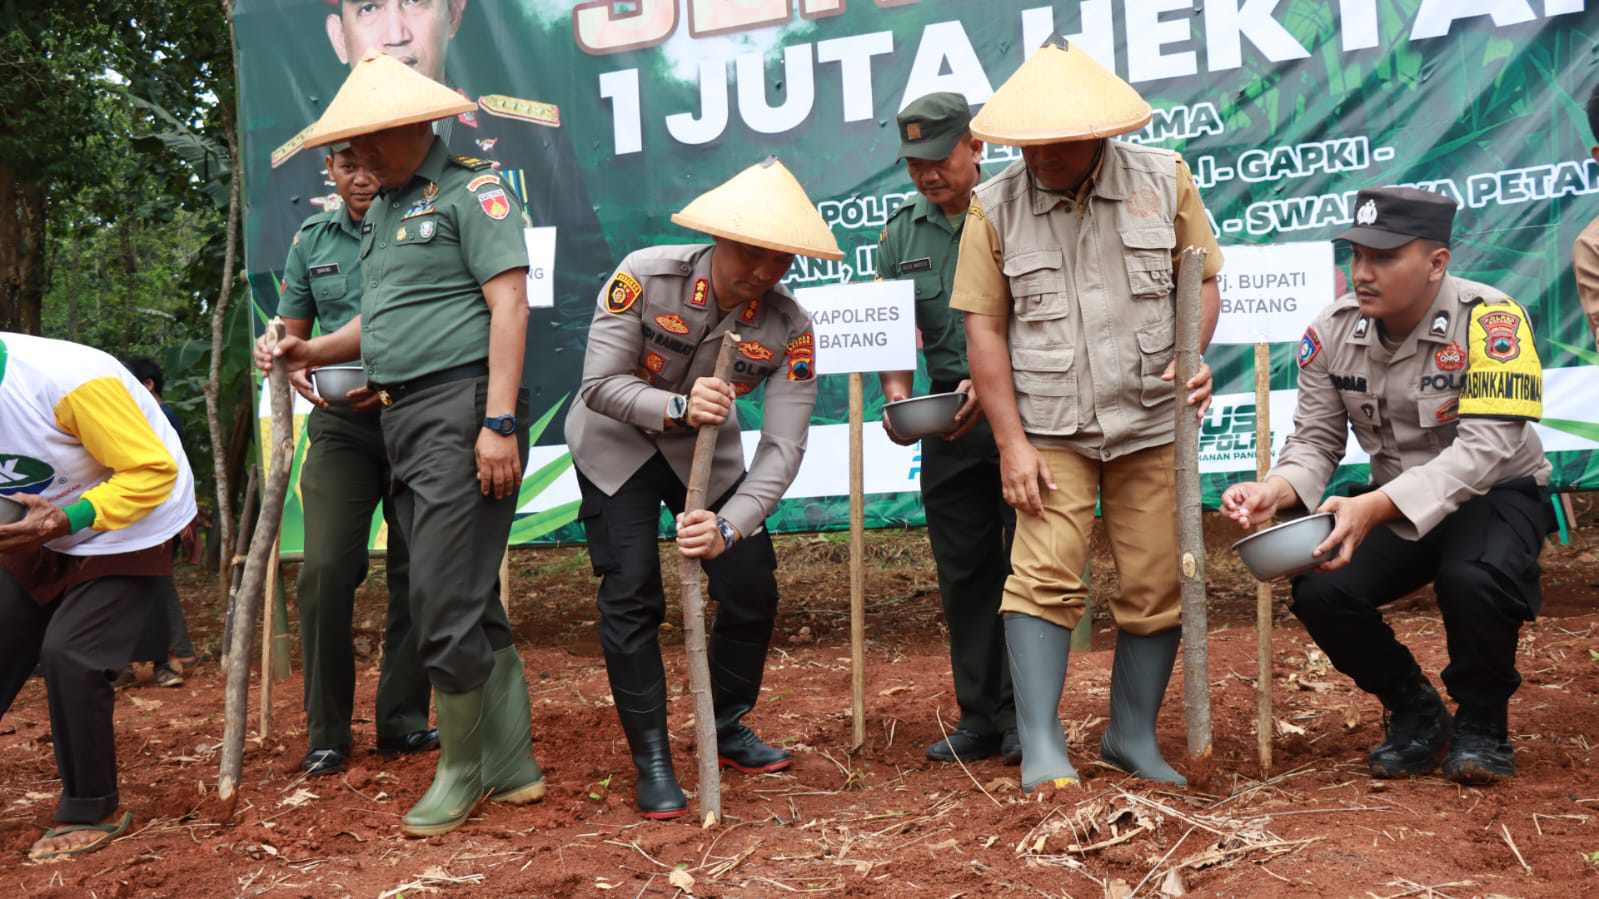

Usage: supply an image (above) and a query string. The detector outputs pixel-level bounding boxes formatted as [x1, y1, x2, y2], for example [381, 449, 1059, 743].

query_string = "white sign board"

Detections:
[1211, 241, 1335, 345]
[793, 280, 916, 375]
[524, 227, 557, 309]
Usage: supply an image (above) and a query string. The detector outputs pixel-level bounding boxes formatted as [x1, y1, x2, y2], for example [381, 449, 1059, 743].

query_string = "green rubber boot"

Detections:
[482, 647, 546, 804]
[403, 688, 487, 837]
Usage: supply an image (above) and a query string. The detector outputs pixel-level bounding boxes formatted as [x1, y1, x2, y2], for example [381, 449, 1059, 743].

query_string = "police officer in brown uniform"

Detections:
[1225, 187, 1554, 785]
[566, 159, 839, 819]
[951, 40, 1220, 792]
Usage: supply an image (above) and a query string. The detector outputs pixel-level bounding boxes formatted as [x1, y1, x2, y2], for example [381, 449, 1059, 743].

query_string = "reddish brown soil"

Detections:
[2, 503, 1597, 897]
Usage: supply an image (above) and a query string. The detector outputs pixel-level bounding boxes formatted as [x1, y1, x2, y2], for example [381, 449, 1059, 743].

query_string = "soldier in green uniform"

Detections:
[259, 53, 545, 838]
[876, 93, 1017, 765]
[277, 142, 435, 777]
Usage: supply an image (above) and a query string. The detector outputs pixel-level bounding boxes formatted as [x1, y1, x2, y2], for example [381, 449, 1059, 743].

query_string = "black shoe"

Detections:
[926, 728, 1001, 763]
[301, 748, 349, 777]
[1368, 675, 1452, 778]
[1443, 706, 1514, 785]
[604, 646, 688, 820]
[1000, 729, 1022, 766]
[710, 635, 791, 774]
[377, 729, 440, 759]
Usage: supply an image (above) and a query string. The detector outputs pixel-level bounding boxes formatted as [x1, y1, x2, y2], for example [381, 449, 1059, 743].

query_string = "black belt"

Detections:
[371, 361, 488, 408]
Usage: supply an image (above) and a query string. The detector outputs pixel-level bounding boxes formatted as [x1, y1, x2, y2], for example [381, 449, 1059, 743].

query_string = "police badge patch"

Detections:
[786, 333, 815, 381]
[605, 272, 643, 314]
[1297, 326, 1322, 369]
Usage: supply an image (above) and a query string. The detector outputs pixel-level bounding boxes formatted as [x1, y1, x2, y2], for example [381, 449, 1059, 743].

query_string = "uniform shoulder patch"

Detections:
[786, 332, 815, 382]
[450, 154, 496, 171]
[466, 173, 501, 192]
[1458, 301, 1542, 421]
[1296, 325, 1322, 369]
[476, 188, 512, 221]
[606, 272, 643, 315]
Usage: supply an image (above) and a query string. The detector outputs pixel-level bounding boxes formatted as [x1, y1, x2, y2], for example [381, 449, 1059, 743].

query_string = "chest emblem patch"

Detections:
[606, 272, 643, 314]
[739, 341, 775, 362]
[1479, 311, 1520, 362]
[418, 219, 436, 240]
[422, 182, 440, 202]
[655, 314, 690, 335]
[690, 279, 709, 308]
[477, 188, 511, 221]
[395, 226, 408, 242]
[1435, 398, 1459, 423]
[642, 352, 666, 374]
[1434, 342, 1465, 372]
[1297, 326, 1322, 369]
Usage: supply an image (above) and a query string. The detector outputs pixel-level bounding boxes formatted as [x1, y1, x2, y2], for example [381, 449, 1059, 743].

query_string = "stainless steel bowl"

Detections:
[1231, 512, 1336, 580]
[0, 495, 24, 526]
[883, 392, 965, 441]
[311, 364, 368, 407]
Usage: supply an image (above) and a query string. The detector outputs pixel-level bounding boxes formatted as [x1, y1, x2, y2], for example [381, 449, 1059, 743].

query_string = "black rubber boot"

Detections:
[604, 646, 687, 820]
[1101, 629, 1186, 786]
[1368, 673, 1453, 778]
[1002, 614, 1078, 792]
[1443, 704, 1515, 785]
[710, 636, 791, 773]
[926, 729, 1000, 763]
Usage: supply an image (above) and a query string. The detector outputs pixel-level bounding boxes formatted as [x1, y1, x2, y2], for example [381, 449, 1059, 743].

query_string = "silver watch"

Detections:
[716, 516, 738, 551]
[666, 393, 689, 427]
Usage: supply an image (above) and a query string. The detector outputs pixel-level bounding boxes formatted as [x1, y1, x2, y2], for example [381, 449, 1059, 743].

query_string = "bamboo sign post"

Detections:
[792, 280, 917, 753]
[1173, 248, 1212, 759]
[1254, 344, 1274, 775]
[680, 331, 742, 828]
[219, 319, 296, 817]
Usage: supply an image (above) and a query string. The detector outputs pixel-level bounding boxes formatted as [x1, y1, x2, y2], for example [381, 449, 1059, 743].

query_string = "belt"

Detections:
[371, 361, 488, 408]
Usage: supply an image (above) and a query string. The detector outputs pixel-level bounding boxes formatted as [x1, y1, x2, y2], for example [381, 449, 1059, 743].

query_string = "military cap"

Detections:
[1337, 186, 1458, 249]
[897, 92, 972, 162]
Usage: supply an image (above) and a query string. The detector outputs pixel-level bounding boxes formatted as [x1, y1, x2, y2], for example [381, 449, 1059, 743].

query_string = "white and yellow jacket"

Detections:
[0, 333, 196, 556]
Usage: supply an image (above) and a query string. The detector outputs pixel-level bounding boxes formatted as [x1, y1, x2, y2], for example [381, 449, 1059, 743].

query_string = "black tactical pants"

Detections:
[920, 412, 1016, 736]
[1290, 479, 1553, 712]
[576, 453, 779, 657]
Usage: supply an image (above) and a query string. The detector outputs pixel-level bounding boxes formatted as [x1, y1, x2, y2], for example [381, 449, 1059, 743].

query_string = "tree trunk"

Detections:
[218, 320, 292, 817]
[205, 132, 241, 601]
[0, 163, 47, 335]
[1174, 247, 1211, 760]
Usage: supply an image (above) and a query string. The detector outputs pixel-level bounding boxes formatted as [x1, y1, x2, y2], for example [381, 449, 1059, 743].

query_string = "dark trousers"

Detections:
[298, 408, 429, 750]
[129, 544, 194, 664]
[381, 377, 526, 695]
[0, 571, 152, 824]
[576, 453, 780, 657]
[1290, 480, 1553, 712]
[921, 415, 1016, 735]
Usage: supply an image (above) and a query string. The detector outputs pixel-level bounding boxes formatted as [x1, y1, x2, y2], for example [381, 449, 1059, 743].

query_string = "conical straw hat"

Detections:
[971, 38, 1151, 146]
[303, 51, 476, 150]
[671, 158, 844, 261]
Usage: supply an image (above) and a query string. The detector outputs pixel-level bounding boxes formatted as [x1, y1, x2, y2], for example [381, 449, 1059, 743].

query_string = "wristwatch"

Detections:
[482, 414, 518, 436]
[716, 516, 739, 551]
[667, 393, 690, 429]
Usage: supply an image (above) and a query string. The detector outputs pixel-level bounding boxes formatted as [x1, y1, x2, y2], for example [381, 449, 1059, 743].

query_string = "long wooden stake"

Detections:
[848, 373, 866, 751]
[259, 543, 281, 740]
[220, 466, 258, 675]
[499, 549, 511, 613]
[680, 331, 741, 828]
[1253, 342, 1273, 775]
[219, 319, 295, 816]
[1174, 248, 1211, 759]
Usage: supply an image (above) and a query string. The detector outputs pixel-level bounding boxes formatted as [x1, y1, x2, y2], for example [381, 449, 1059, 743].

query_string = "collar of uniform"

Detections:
[410, 137, 452, 191]
[1027, 139, 1113, 216]
[336, 203, 364, 239]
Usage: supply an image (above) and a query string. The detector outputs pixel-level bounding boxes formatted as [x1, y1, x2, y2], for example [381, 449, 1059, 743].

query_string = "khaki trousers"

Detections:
[1001, 443, 1180, 636]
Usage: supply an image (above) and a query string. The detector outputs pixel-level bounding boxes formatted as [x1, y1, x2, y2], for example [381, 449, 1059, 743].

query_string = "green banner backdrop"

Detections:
[234, 0, 1599, 554]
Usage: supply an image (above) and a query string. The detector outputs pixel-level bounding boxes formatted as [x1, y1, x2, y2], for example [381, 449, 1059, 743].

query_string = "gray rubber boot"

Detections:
[403, 688, 486, 837]
[1003, 613, 1079, 792]
[1101, 629, 1186, 786]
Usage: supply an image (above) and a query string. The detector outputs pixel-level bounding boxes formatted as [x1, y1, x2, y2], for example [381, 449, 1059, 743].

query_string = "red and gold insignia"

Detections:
[734, 381, 757, 397]
[1434, 342, 1465, 372]
[606, 272, 643, 314]
[1296, 326, 1322, 369]
[1435, 398, 1459, 423]
[739, 296, 761, 324]
[1479, 310, 1520, 362]
[642, 352, 666, 374]
[786, 333, 815, 382]
[466, 174, 501, 192]
[477, 188, 511, 221]
[478, 94, 561, 128]
[655, 313, 690, 335]
[690, 278, 709, 308]
[739, 341, 775, 362]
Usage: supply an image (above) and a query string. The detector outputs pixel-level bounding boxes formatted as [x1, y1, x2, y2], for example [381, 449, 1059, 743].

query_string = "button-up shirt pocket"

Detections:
[1135, 319, 1176, 407]
[1012, 346, 1079, 436]
[1120, 225, 1176, 300]
[1004, 249, 1069, 345]
[309, 272, 348, 304]
[1414, 395, 1460, 452]
[1340, 392, 1385, 452]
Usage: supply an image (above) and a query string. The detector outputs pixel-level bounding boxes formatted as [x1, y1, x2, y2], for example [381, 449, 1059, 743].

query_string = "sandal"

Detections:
[27, 811, 133, 863]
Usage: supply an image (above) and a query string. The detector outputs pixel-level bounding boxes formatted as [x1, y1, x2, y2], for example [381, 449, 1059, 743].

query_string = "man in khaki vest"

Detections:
[952, 38, 1222, 792]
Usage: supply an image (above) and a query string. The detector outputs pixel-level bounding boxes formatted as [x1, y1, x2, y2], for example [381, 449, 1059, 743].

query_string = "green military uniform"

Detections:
[357, 137, 531, 696]
[279, 204, 430, 758]
[877, 93, 1016, 751]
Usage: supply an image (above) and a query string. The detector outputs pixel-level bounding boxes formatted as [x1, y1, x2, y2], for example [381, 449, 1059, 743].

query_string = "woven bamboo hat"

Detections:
[671, 157, 844, 261]
[303, 51, 475, 150]
[971, 38, 1151, 146]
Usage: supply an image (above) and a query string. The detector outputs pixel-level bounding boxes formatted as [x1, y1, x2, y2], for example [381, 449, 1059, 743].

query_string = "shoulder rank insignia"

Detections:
[450, 154, 497, 171]
[606, 272, 643, 315]
[1458, 302, 1542, 421]
[690, 278, 709, 308]
[478, 94, 561, 129]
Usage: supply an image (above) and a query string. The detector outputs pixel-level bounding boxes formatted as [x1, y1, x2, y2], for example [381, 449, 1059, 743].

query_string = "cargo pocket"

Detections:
[1136, 319, 1176, 407]
[1415, 396, 1460, 452]
[1120, 226, 1176, 299]
[1011, 346, 1079, 436]
[1004, 250, 1069, 346]
[577, 489, 618, 576]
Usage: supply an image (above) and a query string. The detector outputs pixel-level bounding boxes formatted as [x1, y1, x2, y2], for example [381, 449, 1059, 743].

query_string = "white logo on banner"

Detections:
[1356, 200, 1378, 225]
[1211, 241, 1336, 345]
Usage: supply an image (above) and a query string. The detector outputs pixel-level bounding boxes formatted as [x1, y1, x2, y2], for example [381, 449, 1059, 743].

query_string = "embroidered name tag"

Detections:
[898, 257, 933, 274]
[308, 263, 341, 278]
